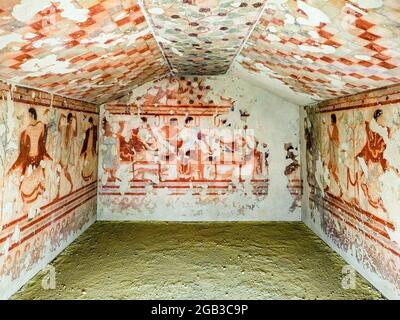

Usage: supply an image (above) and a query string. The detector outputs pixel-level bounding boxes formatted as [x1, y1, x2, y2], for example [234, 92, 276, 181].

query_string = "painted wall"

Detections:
[0, 82, 98, 299]
[301, 84, 400, 299]
[98, 75, 301, 221]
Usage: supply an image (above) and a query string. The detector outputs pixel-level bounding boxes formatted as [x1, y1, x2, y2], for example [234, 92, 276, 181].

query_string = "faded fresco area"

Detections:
[98, 76, 301, 220]
[302, 84, 400, 299]
[0, 84, 98, 299]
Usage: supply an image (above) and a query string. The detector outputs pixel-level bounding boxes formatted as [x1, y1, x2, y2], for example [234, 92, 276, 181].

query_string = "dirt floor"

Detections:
[12, 221, 383, 300]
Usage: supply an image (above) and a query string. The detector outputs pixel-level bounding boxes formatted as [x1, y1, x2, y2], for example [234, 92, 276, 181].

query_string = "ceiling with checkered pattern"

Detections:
[0, 0, 399, 104]
[238, 0, 400, 100]
[0, 0, 170, 103]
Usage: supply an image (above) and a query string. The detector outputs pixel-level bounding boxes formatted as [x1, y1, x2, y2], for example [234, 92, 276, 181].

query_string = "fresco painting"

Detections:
[303, 85, 400, 298]
[0, 84, 98, 298]
[0, 0, 398, 302]
[284, 143, 301, 212]
[99, 108, 269, 217]
[98, 76, 301, 220]
[0, 0, 169, 104]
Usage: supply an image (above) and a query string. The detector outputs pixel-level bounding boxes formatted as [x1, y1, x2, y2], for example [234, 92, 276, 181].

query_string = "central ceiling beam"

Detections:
[226, 1, 269, 74]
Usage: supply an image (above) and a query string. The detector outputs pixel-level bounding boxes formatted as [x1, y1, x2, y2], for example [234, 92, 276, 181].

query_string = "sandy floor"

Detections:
[12, 221, 383, 300]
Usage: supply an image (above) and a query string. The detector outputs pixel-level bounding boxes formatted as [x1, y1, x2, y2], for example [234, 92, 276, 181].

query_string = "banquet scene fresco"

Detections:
[98, 76, 301, 219]
[101, 113, 268, 184]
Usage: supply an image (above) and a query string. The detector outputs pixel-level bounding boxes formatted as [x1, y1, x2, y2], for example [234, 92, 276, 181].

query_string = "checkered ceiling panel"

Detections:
[0, 0, 170, 103]
[238, 0, 400, 100]
[1, 0, 399, 104]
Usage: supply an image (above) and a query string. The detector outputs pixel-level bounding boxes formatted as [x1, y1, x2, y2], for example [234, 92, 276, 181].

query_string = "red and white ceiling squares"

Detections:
[0, 0, 399, 104]
[0, 0, 170, 103]
[238, 0, 400, 100]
